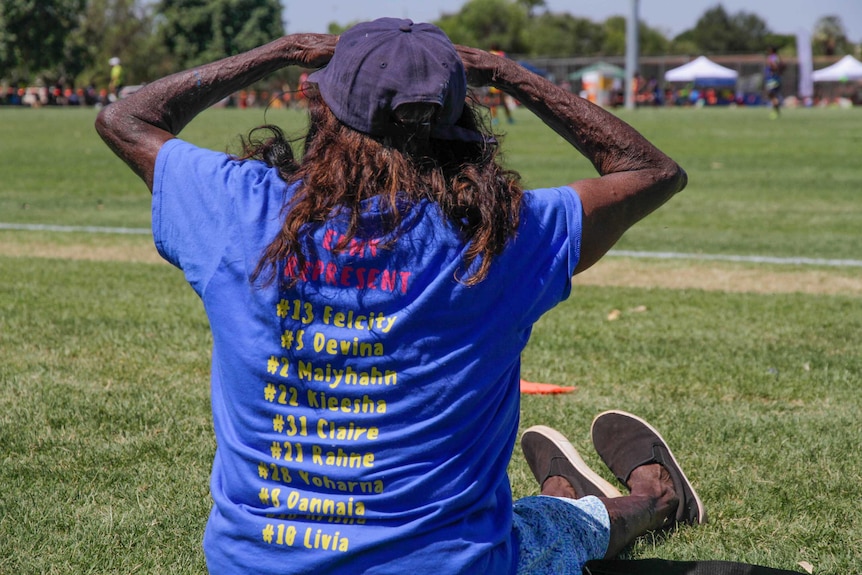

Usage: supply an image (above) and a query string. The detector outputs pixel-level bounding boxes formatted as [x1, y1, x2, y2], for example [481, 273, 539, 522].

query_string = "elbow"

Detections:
[94, 102, 141, 147]
[659, 161, 687, 196]
[94, 104, 118, 143]
[671, 164, 688, 194]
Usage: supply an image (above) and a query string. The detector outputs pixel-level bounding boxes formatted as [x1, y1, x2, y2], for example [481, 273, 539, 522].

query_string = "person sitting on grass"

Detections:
[95, 17, 695, 574]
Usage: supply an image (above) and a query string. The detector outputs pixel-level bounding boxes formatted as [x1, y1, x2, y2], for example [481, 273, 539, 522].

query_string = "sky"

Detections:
[282, 0, 862, 43]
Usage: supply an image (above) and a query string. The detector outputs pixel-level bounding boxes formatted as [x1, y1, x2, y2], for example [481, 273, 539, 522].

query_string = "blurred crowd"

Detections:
[1, 84, 108, 107]
[3, 73, 858, 110]
[1, 71, 317, 110]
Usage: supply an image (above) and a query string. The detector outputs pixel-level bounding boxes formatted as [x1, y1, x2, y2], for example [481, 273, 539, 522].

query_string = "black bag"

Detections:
[583, 559, 803, 575]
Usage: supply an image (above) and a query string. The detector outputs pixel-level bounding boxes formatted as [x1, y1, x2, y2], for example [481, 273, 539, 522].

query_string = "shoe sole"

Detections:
[522, 425, 622, 498]
[591, 410, 706, 524]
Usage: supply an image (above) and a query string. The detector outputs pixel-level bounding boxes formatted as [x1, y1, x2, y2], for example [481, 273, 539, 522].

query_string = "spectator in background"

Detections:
[488, 43, 514, 124]
[765, 46, 784, 118]
[296, 71, 311, 108]
[109, 57, 124, 99]
[2, 86, 22, 105]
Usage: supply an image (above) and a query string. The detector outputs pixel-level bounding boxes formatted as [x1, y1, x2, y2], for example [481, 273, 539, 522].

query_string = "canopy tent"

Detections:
[570, 62, 624, 107]
[664, 56, 738, 86]
[570, 62, 625, 80]
[812, 55, 862, 82]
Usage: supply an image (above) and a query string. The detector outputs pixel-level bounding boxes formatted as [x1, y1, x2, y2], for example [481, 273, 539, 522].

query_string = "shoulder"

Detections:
[522, 185, 578, 207]
[156, 139, 288, 202]
[520, 186, 583, 231]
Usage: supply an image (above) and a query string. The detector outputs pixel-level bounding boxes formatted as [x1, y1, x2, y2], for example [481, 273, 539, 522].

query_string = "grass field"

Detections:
[1, 103, 861, 574]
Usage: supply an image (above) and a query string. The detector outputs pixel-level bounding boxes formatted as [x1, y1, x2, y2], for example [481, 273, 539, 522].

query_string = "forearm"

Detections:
[110, 36, 317, 132]
[457, 47, 687, 273]
[496, 63, 661, 175]
[95, 33, 336, 189]
[459, 47, 682, 180]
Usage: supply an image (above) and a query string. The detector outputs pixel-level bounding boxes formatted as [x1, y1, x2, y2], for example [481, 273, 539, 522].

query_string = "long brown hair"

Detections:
[244, 91, 523, 287]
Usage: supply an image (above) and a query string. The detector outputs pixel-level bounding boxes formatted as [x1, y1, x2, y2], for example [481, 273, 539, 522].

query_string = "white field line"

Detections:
[2, 223, 862, 268]
[0, 222, 151, 235]
[610, 250, 862, 268]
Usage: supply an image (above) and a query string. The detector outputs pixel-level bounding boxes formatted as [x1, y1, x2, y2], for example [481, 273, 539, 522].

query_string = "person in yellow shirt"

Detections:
[109, 57, 124, 98]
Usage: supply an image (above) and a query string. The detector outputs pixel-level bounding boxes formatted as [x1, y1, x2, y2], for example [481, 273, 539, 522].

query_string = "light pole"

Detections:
[625, 0, 640, 110]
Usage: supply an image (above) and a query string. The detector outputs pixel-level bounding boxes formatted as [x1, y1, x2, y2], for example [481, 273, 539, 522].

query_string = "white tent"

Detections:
[812, 55, 862, 82]
[665, 56, 738, 86]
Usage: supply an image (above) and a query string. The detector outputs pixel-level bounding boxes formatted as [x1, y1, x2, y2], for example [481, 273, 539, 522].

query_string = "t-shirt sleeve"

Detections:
[510, 185, 584, 326]
[526, 185, 583, 278]
[151, 138, 281, 296]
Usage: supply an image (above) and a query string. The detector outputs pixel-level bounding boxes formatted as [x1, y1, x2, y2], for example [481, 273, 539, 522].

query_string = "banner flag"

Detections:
[796, 29, 814, 102]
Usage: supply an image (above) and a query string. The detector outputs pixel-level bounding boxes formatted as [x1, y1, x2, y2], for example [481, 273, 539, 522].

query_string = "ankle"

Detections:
[541, 475, 577, 499]
[627, 464, 678, 519]
[628, 464, 668, 494]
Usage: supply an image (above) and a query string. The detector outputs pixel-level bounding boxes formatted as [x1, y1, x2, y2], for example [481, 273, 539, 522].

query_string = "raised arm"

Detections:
[457, 47, 687, 274]
[94, 33, 337, 191]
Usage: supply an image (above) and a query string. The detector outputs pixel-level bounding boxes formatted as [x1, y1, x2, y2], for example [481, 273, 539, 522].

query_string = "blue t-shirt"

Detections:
[152, 138, 583, 574]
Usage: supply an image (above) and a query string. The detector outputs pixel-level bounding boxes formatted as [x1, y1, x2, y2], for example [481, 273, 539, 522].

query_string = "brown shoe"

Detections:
[591, 410, 706, 525]
[521, 425, 622, 498]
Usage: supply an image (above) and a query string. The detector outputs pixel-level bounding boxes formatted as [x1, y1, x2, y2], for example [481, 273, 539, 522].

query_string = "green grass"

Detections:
[3, 105, 862, 259]
[1, 104, 861, 573]
[501, 106, 862, 260]
[0, 258, 213, 574]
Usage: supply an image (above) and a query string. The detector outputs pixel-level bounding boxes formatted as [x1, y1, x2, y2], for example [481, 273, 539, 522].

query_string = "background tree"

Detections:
[436, 0, 529, 53]
[156, 0, 284, 69]
[599, 16, 670, 57]
[681, 4, 770, 54]
[64, 0, 164, 89]
[515, 0, 546, 19]
[2, 1, 859, 92]
[813, 15, 850, 56]
[0, 0, 85, 83]
[525, 12, 604, 57]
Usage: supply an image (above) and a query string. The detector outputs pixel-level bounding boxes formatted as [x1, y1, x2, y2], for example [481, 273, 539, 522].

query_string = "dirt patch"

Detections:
[0, 240, 165, 264]
[574, 258, 862, 297]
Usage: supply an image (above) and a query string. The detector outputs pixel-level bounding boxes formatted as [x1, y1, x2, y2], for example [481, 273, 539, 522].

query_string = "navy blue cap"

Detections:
[308, 18, 484, 142]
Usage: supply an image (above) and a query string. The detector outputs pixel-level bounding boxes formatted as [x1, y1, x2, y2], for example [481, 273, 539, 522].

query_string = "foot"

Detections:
[591, 411, 706, 525]
[521, 425, 622, 499]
